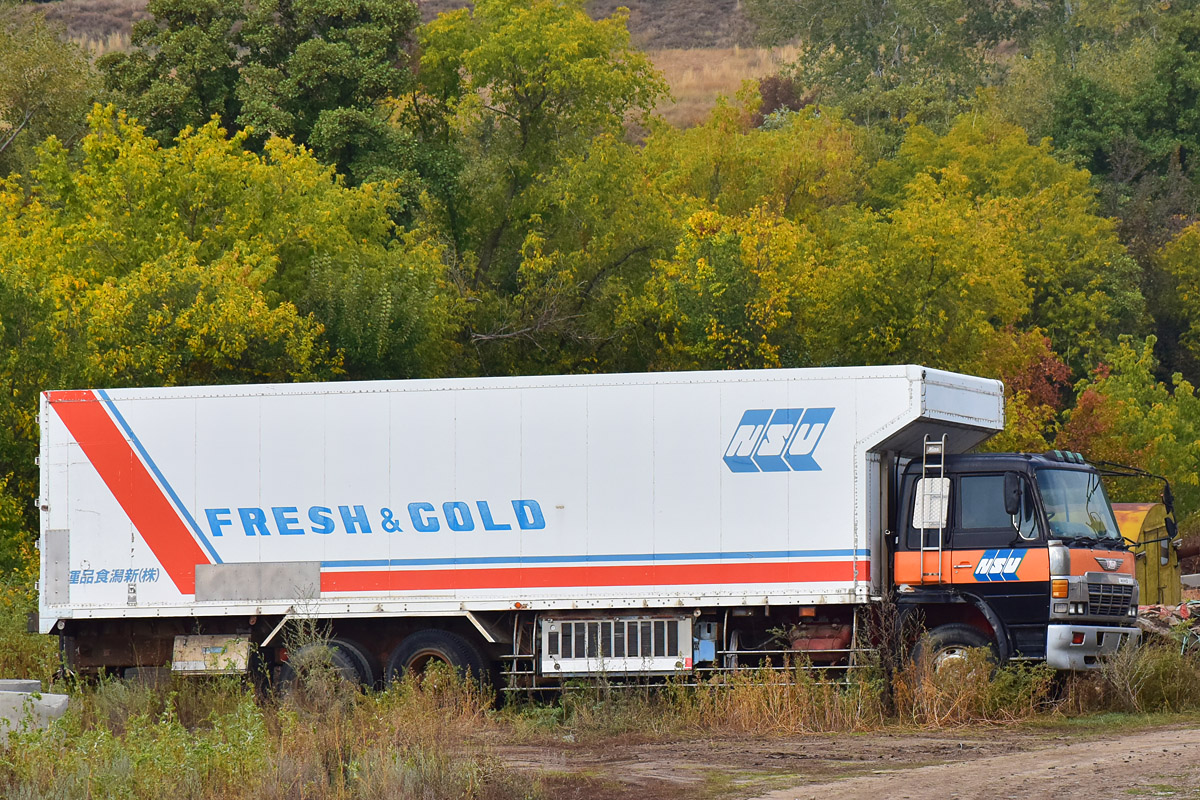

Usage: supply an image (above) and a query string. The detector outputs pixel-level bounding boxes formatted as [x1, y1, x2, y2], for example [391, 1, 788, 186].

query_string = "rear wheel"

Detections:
[385, 630, 487, 685]
[913, 623, 997, 672]
[278, 637, 378, 693]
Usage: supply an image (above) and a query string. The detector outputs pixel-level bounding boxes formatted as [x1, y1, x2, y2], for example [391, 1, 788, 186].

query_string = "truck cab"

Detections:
[892, 450, 1140, 669]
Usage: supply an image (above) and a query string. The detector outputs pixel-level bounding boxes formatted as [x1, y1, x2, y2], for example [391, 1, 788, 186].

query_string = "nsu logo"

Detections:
[723, 408, 834, 473]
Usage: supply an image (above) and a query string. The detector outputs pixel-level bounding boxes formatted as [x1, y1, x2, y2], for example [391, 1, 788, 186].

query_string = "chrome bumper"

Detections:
[1045, 623, 1140, 670]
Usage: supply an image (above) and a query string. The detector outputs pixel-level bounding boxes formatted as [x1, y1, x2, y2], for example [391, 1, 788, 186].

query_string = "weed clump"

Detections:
[0, 667, 533, 800]
[1088, 640, 1200, 713]
[894, 647, 1058, 726]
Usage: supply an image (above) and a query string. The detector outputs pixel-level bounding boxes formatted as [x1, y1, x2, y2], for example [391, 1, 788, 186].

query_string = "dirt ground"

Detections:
[488, 723, 1200, 799]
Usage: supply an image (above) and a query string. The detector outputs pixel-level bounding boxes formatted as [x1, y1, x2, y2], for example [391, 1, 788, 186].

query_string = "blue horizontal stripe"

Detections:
[321, 549, 868, 570]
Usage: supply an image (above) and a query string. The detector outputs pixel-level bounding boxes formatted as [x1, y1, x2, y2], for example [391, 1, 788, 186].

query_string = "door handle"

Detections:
[952, 563, 972, 569]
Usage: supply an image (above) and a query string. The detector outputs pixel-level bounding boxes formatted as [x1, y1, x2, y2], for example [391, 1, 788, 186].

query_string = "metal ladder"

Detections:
[920, 434, 948, 584]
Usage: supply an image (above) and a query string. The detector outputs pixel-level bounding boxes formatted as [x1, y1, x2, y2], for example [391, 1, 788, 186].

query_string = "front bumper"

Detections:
[1045, 623, 1140, 670]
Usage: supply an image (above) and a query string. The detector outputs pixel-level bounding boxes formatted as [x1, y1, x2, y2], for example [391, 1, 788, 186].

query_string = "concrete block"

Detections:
[0, 692, 69, 742]
[0, 680, 41, 694]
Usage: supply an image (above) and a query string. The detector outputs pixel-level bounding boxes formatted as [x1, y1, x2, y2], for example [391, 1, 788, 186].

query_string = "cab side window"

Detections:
[953, 474, 1039, 548]
[958, 475, 1010, 530]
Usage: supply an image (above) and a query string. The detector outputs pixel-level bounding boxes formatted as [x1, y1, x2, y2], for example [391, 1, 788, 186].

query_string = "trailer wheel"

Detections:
[913, 623, 997, 672]
[278, 637, 378, 693]
[385, 630, 487, 685]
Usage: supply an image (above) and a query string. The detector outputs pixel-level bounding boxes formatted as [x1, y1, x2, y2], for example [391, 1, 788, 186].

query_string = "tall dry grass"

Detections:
[894, 649, 1059, 727]
[69, 31, 132, 57]
[649, 45, 801, 128]
[685, 666, 886, 733]
[2, 666, 532, 800]
[6, 571, 1200, 799]
[40, 0, 147, 49]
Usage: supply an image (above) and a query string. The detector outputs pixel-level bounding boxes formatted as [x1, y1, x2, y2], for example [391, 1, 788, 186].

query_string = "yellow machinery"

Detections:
[1113, 502, 1180, 606]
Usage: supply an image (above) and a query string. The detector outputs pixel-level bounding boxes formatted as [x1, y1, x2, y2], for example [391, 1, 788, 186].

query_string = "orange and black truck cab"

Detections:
[892, 452, 1140, 669]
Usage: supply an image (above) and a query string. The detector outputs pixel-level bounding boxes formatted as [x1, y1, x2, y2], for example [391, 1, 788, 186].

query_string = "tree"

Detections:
[0, 6, 96, 178]
[627, 164, 1033, 374]
[1059, 336, 1200, 518]
[98, 0, 244, 144]
[407, 0, 666, 371]
[411, 0, 665, 284]
[100, 0, 421, 182]
[867, 118, 1146, 374]
[745, 0, 1013, 135]
[0, 107, 461, 562]
[625, 208, 818, 371]
[236, 0, 420, 183]
[462, 134, 677, 375]
[1157, 221, 1200, 379]
[643, 101, 864, 221]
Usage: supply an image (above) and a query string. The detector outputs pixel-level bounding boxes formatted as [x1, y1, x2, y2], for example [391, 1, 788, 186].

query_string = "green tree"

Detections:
[1059, 336, 1200, 519]
[1156, 221, 1200, 379]
[627, 165, 1033, 374]
[412, 0, 664, 276]
[625, 207, 818, 371]
[98, 0, 243, 144]
[0, 108, 461, 562]
[746, 0, 1012, 135]
[100, 0, 420, 182]
[463, 134, 677, 375]
[236, 0, 420, 183]
[0, 6, 96, 178]
[408, 0, 666, 370]
[868, 118, 1145, 374]
[643, 102, 865, 221]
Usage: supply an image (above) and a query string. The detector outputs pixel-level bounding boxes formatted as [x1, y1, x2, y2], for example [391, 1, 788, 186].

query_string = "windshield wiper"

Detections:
[1053, 535, 1099, 548]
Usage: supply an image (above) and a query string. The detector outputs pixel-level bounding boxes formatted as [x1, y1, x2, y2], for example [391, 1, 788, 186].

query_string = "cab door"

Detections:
[948, 473, 1050, 658]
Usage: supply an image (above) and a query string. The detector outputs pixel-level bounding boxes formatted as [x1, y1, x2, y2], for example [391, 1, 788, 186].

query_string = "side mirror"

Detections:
[1003, 472, 1021, 516]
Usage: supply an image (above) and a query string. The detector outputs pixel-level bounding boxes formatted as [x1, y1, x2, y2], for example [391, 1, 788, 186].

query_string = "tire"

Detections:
[329, 637, 381, 688]
[913, 623, 997, 673]
[277, 637, 378, 691]
[385, 630, 488, 685]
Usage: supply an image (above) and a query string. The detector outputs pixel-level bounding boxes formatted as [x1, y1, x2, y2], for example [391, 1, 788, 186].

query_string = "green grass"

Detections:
[7, 581, 1200, 798]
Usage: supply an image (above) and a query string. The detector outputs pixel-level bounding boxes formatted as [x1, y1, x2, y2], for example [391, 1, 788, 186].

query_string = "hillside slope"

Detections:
[420, 0, 756, 48]
[38, 0, 757, 51]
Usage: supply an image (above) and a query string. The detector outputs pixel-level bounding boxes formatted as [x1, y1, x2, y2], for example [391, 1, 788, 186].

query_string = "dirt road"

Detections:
[752, 725, 1200, 800]
[494, 723, 1200, 799]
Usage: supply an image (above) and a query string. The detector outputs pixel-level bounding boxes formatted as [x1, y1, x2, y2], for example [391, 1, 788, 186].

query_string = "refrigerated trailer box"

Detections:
[37, 366, 1138, 681]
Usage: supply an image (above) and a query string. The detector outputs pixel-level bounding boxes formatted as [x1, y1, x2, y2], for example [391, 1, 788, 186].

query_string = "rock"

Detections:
[0, 680, 42, 694]
[0, 692, 69, 743]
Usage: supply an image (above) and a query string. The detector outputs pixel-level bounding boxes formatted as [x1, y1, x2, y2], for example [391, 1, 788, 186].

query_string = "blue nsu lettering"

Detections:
[723, 407, 834, 473]
[204, 500, 545, 537]
[974, 549, 1026, 582]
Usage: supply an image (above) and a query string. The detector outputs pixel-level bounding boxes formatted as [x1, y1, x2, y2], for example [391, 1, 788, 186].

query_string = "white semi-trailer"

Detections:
[37, 366, 1140, 683]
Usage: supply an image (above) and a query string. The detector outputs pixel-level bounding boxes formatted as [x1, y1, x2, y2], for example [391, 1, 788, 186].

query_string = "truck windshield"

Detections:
[1035, 468, 1122, 543]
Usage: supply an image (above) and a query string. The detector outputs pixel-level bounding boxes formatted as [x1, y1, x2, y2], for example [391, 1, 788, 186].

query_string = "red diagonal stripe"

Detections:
[48, 391, 205, 593]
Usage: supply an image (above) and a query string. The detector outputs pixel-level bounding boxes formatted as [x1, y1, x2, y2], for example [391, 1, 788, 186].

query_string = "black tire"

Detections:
[385, 630, 487, 685]
[913, 623, 997, 672]
[277, 637, 378, 691]
[329, 637, 381, 688]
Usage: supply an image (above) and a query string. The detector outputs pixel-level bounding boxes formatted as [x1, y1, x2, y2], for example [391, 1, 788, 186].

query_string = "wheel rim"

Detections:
[932, 645, 972, 672]
[403, 648, 453, 677]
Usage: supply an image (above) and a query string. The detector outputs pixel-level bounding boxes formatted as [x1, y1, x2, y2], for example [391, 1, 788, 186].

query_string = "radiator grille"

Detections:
[1088, 581, 1134, 617]
[548, 619, 678, 660]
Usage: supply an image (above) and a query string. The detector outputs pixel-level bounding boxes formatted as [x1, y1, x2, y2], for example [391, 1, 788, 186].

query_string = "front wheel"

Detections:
[913, 623, 997, 673]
